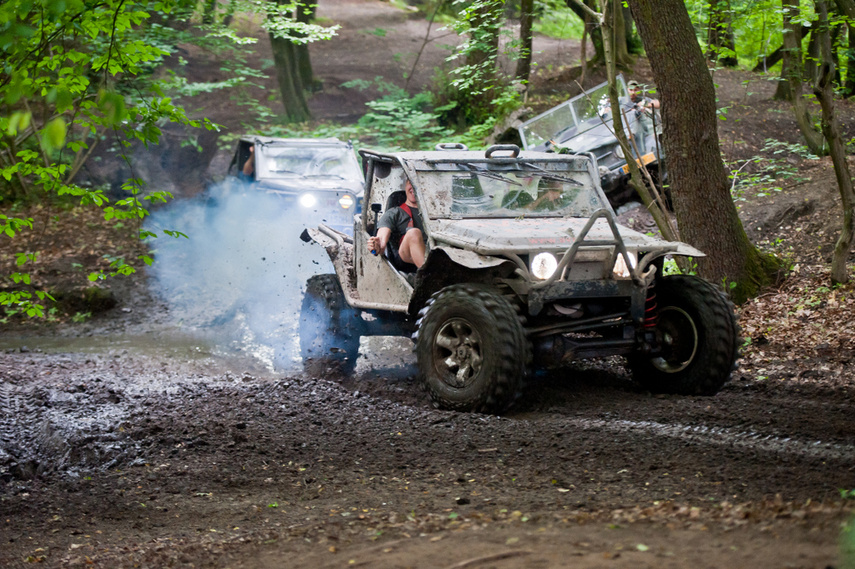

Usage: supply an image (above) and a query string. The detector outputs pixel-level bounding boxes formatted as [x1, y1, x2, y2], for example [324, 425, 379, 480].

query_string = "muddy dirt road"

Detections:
[1, 315, 853, 567]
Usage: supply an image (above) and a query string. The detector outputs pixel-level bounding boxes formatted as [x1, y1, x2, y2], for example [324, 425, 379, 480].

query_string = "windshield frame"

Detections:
[256, 141, 363, 182]
[401, 154, 609, 221]
[519, 75, 630, 150]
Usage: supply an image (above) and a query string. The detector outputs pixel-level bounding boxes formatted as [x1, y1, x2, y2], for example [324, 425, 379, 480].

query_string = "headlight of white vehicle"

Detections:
[299, 193, 317, 208]
[614, 145, 624, 159]
[338, 194, 354, 209]
[612, 251, 637, 278]
[531, 252, 558, 280]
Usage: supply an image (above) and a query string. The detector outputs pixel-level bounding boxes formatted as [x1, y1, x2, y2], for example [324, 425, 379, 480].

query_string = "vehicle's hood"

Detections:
[255, 176, 363, 195]
[430, 217, 698, 256]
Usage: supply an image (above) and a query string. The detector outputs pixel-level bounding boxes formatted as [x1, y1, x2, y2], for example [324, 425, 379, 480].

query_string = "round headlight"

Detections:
[531, 252, 558, 280]
[613, 251, 637, 278]
[299, 193, 317, 208]
[614, 145, 624, 159]
[339, 194, 354, 209]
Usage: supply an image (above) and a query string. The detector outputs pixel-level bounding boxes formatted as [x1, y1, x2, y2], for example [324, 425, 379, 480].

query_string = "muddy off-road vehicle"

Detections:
[300, 144, 738, 413]
[227, 136, 363, 234]
[518, 76, 665, 209]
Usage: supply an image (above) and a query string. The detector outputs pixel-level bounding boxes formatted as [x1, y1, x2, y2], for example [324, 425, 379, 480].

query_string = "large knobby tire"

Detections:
[629, 275, 739, 395]
[300, 274, 362, 377]
[415, 284, 529, 413]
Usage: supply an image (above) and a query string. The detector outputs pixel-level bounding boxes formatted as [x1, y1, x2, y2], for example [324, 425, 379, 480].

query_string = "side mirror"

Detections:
[371, 203, 382, 213]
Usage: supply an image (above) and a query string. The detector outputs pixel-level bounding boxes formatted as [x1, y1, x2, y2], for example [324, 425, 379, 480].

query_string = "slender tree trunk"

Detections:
[567, 0, 605, 65]
[612, 0, 633, 67]
[269, 33, 311, 123]
[706, 0, 738, 67]
[846, 24, 855, 96]
[782, 0, 827, 154]
[623, 4, 642, 54]
[202, 0, 217, 25]
[627, 0, 781, 301]
[516, 0, 534, 80]
[813, 0, 855, 284]
[295, 1, 318, 89]
[804, 23, 820, 80]
[579, 13, 589, 84]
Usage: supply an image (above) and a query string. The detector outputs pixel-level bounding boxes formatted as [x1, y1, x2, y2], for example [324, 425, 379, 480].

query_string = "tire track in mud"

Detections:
[0, 381, 46, 478]
[559, 416, 855, 463]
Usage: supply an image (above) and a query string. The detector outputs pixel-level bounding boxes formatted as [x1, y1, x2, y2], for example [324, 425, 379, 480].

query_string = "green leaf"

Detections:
[42, 117, 67, 153]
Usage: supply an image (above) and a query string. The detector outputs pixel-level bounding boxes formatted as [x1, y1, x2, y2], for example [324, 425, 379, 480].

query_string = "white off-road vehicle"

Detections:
[300, 144, 738, 413]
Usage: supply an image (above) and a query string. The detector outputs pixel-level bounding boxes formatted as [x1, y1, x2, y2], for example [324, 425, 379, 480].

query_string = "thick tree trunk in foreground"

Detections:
[628, 0, 781, 301]
[814, 1, 855, 284]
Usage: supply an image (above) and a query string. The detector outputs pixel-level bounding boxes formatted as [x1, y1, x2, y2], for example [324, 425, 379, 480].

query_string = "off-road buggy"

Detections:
[300, 143, 738, 413]
[227, 136, 363, 234]
[518, 75, 665, 209]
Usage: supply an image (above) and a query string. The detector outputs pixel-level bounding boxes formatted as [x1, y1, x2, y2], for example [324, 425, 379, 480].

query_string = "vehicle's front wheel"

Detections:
[629, 275, 738, 395]
[415, 284, 529, 413]
[300, 274, 362, 377]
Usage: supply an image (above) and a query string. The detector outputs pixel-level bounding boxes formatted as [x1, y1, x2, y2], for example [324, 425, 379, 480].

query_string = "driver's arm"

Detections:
[368, 227, 392, 255]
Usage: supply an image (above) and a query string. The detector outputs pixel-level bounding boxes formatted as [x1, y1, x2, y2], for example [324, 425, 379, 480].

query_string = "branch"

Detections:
[566, 0, 603, 25]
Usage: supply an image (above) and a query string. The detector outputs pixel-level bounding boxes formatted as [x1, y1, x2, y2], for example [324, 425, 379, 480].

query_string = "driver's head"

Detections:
[404, 179, 417, 203]
[538, 179, 562, 199]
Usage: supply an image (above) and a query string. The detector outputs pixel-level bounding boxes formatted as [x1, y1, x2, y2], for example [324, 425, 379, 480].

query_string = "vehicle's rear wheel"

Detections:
[629, 275, 739, 395]
[300, 274, 362, 377]
[415, 284, 529, 413]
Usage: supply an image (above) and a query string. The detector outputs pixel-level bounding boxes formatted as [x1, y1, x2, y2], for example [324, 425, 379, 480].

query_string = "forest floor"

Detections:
[2, 0, 855, 567]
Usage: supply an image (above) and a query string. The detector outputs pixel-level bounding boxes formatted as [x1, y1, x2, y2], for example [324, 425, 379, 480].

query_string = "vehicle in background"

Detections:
[518, 76, 665, 209]
[228, 136, 363, 234]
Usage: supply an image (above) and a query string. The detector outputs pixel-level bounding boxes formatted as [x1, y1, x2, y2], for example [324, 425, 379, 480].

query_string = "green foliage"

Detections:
[728, 138, 819, 203]
[438, 0, 524, 127]
[532, 0, 584, 39]
[0, 0, 226, 317]
[344, 79, 454, 149]
[685, 0, 786, 67]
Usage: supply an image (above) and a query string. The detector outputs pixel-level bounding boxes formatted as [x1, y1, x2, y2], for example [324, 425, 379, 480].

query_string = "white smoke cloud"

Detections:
[144, 181, 336, 371]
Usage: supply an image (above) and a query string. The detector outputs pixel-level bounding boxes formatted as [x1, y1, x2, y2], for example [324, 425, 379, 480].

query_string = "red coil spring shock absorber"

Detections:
[643, 283, 659, 329]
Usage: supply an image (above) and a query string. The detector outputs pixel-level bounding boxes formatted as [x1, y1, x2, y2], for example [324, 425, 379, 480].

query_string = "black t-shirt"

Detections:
[378, 205, 424, 252]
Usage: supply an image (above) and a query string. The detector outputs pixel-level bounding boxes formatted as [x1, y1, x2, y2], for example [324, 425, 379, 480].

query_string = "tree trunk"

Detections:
[295, 1, 317, 89]
[813, 0, 855, 284]
[623, 4, 642, 54]
[846, 24, 855, 97]
[627, 0, 781, 302]
[834, 0, 855, 96]
[612, 0, 634, 67]
[202, 0, 217, 25]
[706, 0, 738, 67]
[803, 22, 820, 80]
[601, 0, 676, 241]
[782, 0, 827, 153]
[566, 0, 605, 65]
[269, 32, 311, 123]
[515, 0, 534, 80]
